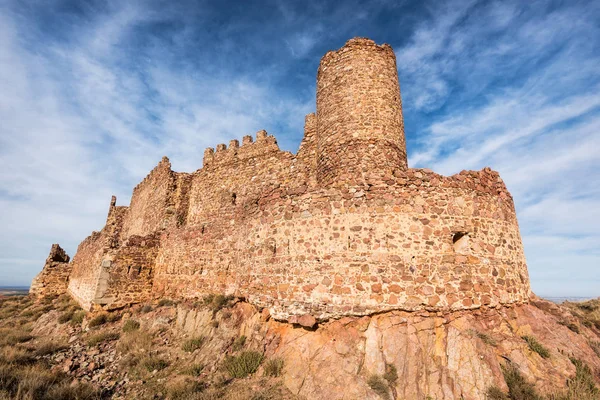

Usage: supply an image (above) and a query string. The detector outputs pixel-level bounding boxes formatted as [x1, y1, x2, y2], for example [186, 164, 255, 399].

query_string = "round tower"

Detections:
[316, 38, 407, 186]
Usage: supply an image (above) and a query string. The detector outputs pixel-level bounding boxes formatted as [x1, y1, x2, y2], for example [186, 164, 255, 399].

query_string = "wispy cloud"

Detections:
[0, 0, 598, 297]
[402, 0, 600, 296]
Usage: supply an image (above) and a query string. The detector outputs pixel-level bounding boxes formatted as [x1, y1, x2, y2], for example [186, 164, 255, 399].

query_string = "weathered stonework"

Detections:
[30, 244, 72, 298]
[39, 38, 531, 320]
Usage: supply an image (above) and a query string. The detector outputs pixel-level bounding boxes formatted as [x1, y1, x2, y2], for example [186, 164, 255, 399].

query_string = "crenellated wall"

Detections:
[47, 37, 531, 319]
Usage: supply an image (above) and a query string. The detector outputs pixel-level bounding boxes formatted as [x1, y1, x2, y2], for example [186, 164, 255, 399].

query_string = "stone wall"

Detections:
[30, 244, 72, 298]
[58, 37, 532, 318]
[152, 166, 530, 320]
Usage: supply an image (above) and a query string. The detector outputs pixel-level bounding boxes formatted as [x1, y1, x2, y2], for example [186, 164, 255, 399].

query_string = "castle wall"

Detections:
[120, 157, 175, 238]
[67, 231, 106, 310]
[152, 168, 530, 320]
[58, 38, 532, 319]
[316, 38, 407, 186]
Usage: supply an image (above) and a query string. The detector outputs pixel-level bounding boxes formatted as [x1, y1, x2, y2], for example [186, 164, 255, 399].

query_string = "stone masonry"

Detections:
[39, 38, 532, 320]
[30, 244, 72, 298]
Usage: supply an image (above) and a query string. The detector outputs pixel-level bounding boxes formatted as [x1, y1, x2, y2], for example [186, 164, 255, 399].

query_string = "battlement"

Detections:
[56, 37, 531, 319]
[202, 130, 281, 168]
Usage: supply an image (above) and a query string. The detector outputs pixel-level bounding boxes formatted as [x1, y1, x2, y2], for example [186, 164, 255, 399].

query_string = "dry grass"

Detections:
[87, 314, 107, 328]
[33, 340, 67, 356]
[548, 358, 600, 400]
[86, 332, 120, 347]
[223, 351, 263, 379]
[468, 329, 498, 346]
[563, 299, 600, 331]
[117, 330, 154, 354]
[182, 364, 204, 377]
[367, 374, 390, 400]
[122, 319, 140, 333]
[182, 336, 205, 353]
[263, 358, 284, 377]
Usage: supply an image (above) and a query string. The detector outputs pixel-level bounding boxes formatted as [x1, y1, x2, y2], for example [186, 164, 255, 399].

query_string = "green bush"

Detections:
[367, 374, 390, 400]
[182, 336, 205, 353]
[122, 319, 140, 333]
[263, 358, 284, 377]
[87, 314, 107, 328]
[223, 351, 263, 378]
[501, 364, 542, 400]
[522, 335, 550, 359]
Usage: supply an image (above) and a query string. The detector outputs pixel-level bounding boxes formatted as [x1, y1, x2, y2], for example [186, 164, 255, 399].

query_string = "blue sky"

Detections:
[0, 0, 598, 297]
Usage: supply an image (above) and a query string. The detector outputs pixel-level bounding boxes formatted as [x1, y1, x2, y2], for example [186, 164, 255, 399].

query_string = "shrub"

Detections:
[88, 314, 107, 328]
[232, 335, 246, 351]
[203, 294, 234, 313]
[522, 335, 550, 359]
[106, 312, 122, 323]
[367, 374, 390, 400]
[383, 363, 398, 384]
[182, 336, 205, 353]
[122, 319, 140, 333]
[486, 386, 509, 400]
[140, 355, 169, 372]
[58, 311, 74, 324]
[183, 364, 204, 377]
[263, 358, 284, 377]
[556, 358, 600, 399]
[472, 330, 498, 347]
[223, 351, 263, 378]
[158, 299, 174, 307]
[71, 311, 86, 324]
[141, 304, 153, 313]
[87, 332, 120, 346]
[501, 364, 542, 400]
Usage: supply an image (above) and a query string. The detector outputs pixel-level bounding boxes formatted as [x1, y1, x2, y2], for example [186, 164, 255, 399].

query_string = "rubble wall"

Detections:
[152, 167, 530, 320]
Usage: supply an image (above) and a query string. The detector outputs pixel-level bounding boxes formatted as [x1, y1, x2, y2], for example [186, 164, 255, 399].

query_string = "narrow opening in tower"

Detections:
[231, 193, 237, 205]
[453, 232, 469, 253]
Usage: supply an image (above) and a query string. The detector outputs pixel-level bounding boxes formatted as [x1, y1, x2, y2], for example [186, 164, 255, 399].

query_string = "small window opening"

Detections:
[231, 193, 237, 205]
[453, 232, 470, 253]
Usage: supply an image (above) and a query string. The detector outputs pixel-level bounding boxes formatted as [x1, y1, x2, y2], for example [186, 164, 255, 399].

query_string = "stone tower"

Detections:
[316, 38, 408, 186]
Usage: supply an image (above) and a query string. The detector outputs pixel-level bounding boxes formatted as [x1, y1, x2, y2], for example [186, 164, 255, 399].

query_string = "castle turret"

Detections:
[316, 38, 407, 186]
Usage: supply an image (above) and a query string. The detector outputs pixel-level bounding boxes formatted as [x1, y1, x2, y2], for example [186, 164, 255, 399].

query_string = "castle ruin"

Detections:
[32, 38, 532, 321]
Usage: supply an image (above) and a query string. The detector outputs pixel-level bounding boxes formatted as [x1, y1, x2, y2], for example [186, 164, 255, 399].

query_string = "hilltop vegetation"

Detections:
[0, 294, 599, 400]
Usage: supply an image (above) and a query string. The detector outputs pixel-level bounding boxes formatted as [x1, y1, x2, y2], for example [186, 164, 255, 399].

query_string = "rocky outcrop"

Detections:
[175, 298, 600, 400]
[30, 244, 72, 298]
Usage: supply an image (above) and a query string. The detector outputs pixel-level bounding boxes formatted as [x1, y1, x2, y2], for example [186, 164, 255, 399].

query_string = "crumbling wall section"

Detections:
[30, 244, 72, 298]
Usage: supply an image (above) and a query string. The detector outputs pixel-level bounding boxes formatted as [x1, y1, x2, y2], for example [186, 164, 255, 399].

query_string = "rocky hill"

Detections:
[0, 293, 599, 399]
